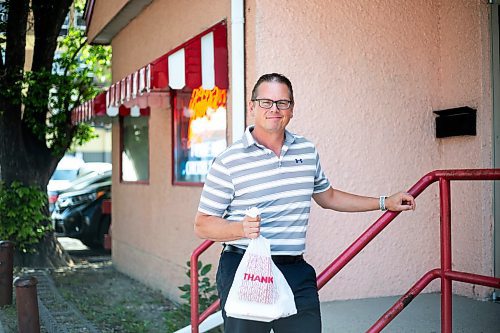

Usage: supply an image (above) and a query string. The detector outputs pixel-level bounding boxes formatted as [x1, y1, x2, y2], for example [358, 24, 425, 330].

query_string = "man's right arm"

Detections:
[194, 212, 261, 242]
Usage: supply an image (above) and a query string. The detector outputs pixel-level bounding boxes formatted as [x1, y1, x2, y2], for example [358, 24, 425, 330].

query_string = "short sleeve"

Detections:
[313, 148, 331, 194]
[197, 157, 235, 216]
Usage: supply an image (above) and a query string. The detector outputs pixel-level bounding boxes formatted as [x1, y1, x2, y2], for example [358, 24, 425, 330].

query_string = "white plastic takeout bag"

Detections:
[224, 208, 297, 322]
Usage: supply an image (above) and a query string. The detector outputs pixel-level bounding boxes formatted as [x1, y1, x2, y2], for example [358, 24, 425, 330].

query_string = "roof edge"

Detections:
[84, 0, 153, 45]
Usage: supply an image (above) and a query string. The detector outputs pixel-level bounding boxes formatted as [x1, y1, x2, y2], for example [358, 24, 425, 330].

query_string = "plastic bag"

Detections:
[224, 235, 297, 322]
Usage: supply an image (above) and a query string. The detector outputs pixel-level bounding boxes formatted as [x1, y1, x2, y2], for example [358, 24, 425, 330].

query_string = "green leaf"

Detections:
[178, 285, 190, 292]
[200, 264, 212, 276]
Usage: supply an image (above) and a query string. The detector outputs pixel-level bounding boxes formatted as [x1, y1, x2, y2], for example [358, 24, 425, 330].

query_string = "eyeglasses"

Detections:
[252, 99, 293, 110]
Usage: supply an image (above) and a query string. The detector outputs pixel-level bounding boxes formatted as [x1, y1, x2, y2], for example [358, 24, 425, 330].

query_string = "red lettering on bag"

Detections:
[244, 272, 273, 284]
[239, 253, 276, 304]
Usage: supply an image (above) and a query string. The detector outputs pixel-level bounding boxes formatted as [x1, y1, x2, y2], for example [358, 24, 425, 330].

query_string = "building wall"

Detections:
[75, 127, 112, 163]
[245, 0, 493, 300]
[109, 0, 231, 297]
[105, 0, 493, 302]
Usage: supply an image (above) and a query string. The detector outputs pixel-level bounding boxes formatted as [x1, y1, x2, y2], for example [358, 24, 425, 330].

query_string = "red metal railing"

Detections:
[190, 169, 500, 333]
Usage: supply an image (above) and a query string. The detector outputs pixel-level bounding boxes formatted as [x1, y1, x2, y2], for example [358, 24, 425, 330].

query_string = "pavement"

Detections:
[321, 293, 500, 332]
[0, 238, 105, 333]
[2, 282, 499, 332]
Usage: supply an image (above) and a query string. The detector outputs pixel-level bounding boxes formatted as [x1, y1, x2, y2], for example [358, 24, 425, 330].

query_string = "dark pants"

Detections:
[216, 251, 322, 333]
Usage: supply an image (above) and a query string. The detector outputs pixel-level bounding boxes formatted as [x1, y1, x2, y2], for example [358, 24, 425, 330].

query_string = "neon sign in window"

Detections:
[173, 87, 227, 184]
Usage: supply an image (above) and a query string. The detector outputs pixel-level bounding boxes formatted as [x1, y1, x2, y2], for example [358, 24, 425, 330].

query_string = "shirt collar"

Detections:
[242, 126, 296, 148]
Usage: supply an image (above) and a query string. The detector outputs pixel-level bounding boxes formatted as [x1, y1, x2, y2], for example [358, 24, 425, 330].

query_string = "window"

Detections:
[75, 12, 86, 29]
[121, 116, 149, 182]
[59, 10, 85, 36]
[172, 87, 227, 185]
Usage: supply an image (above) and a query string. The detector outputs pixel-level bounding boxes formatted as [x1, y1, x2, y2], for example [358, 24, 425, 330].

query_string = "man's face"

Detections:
[249, 81, 294, 134]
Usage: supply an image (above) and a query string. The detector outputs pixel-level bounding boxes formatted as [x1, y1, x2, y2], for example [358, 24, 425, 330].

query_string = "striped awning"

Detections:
[72, 21, 228, 124]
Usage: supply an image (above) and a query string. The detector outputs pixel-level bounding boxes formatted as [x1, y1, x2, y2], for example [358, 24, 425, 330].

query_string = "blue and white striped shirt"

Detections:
[198, 126, 331, 255]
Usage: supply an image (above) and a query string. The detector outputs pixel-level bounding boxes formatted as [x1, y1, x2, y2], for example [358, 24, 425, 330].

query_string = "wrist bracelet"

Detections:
[379, 196, 387, 211]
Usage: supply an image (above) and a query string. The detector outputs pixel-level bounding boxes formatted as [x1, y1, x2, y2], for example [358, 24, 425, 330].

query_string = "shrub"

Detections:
[164, 260, 221, 332]
[0, 181, 49, 252]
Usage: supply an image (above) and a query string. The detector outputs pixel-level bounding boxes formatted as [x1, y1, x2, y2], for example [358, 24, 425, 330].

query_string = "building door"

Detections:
[491, 4, 500, 285]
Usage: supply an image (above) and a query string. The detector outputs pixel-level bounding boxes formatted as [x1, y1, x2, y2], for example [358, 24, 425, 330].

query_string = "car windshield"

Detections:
[51, 169, 79, 181]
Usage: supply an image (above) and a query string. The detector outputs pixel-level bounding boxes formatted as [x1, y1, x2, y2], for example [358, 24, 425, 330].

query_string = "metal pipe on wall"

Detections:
[231, 0, 245, 143]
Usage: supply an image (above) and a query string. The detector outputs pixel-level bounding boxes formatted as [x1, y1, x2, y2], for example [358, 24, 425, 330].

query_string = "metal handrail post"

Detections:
[190, 240, 214, 333]
[439, 178, 452, 333]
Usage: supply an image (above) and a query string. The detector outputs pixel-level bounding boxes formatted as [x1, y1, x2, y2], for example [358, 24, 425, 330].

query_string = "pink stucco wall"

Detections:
[245, 0, 493, 300]
[108, 0, 231, 297]
[102, 0, 494, 302]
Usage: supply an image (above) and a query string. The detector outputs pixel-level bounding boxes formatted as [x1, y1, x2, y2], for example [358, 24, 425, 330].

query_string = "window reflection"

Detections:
[121, 116, 149, 182]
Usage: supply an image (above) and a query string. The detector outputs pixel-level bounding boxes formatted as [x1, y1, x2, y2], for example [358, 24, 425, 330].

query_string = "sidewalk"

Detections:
[0, 269, 100, 333]
[321, 293, 500, 332]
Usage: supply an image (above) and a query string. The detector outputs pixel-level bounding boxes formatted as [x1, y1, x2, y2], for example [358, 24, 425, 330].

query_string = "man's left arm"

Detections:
[312, 187, 416, 212]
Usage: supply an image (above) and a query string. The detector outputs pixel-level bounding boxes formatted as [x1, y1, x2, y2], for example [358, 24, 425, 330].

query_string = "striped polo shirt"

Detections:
[198, 126, 331, 255]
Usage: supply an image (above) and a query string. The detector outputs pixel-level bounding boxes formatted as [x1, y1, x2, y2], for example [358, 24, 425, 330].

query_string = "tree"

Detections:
[0, 0, 110, 266]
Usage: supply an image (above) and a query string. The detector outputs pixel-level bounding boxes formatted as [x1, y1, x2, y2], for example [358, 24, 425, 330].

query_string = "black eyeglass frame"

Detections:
[251, 99, 294, 110]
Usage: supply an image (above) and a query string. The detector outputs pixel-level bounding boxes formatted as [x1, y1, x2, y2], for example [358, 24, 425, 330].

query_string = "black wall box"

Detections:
[433, 107, 476, 138]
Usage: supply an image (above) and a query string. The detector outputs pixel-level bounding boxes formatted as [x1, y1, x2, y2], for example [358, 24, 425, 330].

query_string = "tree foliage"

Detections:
[11, 4, 110, 157]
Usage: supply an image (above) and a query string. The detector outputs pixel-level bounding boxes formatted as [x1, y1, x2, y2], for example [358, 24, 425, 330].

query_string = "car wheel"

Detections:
[81, 215, 110, 249]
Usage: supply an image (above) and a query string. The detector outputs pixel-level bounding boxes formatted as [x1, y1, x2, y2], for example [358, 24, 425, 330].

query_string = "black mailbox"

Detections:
[433, 107, 476, 138]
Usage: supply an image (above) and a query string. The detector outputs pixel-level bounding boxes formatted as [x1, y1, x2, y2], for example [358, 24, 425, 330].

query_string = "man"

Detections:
[195, 73, 416, 332]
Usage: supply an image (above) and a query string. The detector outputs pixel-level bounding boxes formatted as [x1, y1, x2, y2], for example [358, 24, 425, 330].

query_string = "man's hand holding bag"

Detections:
[224, 208, 297, 322]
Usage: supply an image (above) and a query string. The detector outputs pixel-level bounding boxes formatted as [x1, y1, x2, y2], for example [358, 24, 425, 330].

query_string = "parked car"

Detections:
[47, 156, 85, 211]
[48, 163, 111, 213]
[51, 171, 112, 249]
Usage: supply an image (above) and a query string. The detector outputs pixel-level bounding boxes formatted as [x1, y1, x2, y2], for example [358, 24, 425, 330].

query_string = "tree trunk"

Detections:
[0, 118, 70, 267]
[14, 234, 72, 268]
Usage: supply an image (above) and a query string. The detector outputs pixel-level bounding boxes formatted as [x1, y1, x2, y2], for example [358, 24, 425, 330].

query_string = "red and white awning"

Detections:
[72, 21, 228, 124]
